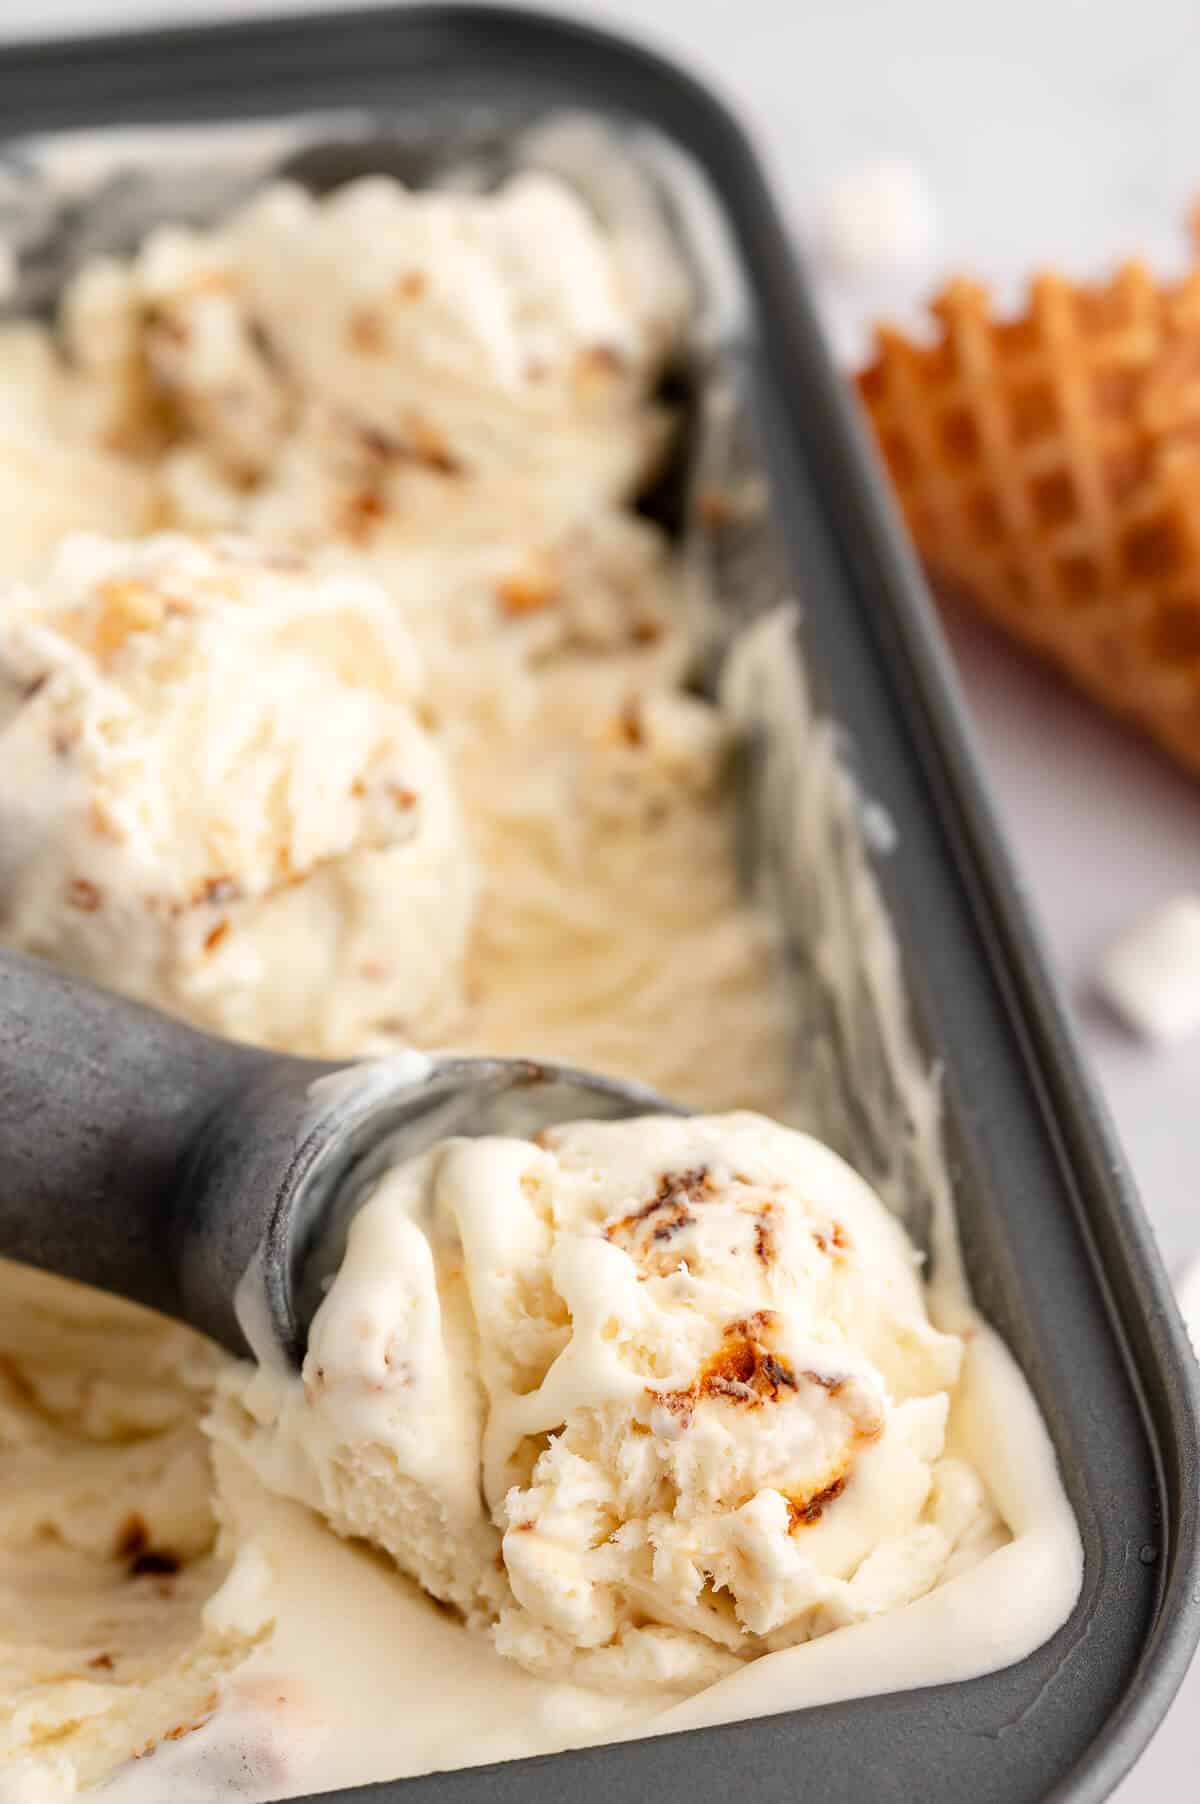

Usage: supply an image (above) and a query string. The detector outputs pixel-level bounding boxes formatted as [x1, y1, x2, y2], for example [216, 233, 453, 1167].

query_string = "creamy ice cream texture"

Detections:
[0, 156, 1082, 1801]
[60, 171, 685, 550]
[0, 532, 473, 1054]
[222, 1112, 997, 1693]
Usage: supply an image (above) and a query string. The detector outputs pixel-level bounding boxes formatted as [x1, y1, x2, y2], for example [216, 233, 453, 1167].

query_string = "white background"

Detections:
[3, 2, 1199, 1797]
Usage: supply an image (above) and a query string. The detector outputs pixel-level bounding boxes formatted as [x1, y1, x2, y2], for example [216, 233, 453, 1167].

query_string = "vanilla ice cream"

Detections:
[0, 325, 155, 588]
[61, 171, 686, 548]
[217, 1113, 999, 1698]
[0, 532, 473, 1053]
[0, 144, 1082, 1804]
[0, 1262, 244, 1793]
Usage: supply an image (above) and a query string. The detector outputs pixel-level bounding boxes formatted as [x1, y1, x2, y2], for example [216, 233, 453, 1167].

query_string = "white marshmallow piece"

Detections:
[814, 157, 938, 283]
[1175, 1252, 1200, 1358]
[1096, 895, 1200, 1045]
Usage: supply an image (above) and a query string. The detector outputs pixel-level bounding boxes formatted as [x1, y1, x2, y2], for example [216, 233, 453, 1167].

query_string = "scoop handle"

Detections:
[0, 949, 269, 1319]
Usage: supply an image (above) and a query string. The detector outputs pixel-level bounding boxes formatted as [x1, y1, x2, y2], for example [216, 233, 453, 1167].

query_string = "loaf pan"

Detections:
[0, 8, 1196, 1802]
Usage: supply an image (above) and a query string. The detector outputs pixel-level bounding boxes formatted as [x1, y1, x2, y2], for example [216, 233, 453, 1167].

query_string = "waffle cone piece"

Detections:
[856, 249, 1200, 776]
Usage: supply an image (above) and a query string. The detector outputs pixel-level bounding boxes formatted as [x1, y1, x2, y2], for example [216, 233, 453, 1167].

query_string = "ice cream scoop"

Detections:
[0, 948, 675, 1364]
[216, 1109, 993, 1690]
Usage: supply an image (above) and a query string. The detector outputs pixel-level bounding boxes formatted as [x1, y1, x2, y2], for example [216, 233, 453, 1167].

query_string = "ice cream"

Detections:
[0, 325, 154, 588]
[0, 145, 1082, 1803]
[0, 1263, 244, 1795]
[218, 1112, 998, 1695]
[61, 171, 686, 547]
[0, 160, 793, 1111]
[0, 532, 473, 1054]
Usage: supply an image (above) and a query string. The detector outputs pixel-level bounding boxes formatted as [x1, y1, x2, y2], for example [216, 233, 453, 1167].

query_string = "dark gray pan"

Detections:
[1, 8, 1197, 1801]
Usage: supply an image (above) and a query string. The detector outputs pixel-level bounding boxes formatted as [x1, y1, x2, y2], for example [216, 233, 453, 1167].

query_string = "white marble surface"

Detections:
[3, 1, 1199, 1797]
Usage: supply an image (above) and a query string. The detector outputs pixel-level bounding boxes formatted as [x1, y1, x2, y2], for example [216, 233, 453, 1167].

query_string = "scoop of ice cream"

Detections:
[63, 172, 686, 545]
[0, 532, 474, 1053]
[216, 1112, 997, 1693]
